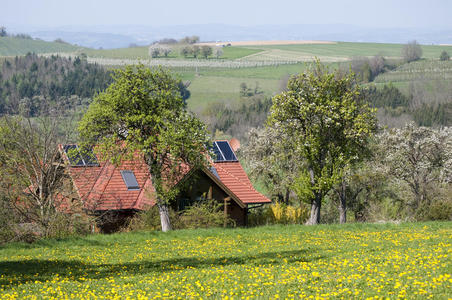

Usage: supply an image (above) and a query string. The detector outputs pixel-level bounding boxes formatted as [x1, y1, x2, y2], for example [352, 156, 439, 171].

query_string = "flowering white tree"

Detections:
[379, 123, 452, 215]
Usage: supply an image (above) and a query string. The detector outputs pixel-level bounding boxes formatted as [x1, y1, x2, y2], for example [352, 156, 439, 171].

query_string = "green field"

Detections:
[84, 45, 263, 60]
[83, 42, 452, 62]
[185, 75, 279, 112]
[0, 37, 81, 56]
[253, 42, 452, 60]
[0, 222, 450, 299]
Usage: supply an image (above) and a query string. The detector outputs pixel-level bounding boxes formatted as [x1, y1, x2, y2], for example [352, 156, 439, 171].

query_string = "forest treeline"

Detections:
[203, 82, 451, 141]
[0, 53, 112, 115]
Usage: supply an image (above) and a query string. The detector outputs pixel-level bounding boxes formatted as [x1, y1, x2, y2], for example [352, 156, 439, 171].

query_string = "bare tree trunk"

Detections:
[339, 180, 347, 224]
[157, 202, 172, 232]
[307, 193, 321, 225]
[306, 168, 321, 225]
[284, 189, 290, 205]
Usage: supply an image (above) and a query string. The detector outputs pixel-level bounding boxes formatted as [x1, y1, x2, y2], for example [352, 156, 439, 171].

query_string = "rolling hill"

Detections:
[0, 36, 82, 56]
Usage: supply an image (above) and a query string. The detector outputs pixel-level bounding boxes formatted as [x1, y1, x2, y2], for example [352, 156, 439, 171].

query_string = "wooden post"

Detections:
[208, 185, 213, 200]
[224, 197, 230, 227]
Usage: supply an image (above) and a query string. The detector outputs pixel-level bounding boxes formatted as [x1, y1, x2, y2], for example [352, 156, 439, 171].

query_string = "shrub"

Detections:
[180, 199, 233, 228]
[402, 40, 422, 63]
[439, 50, 450, 61]
[248, 202, 309, 226]
[126, 206, 182, 231]
[126, 199, 231, 231]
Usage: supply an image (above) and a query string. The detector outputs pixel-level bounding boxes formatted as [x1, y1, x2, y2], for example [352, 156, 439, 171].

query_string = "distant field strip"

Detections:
[86, 57, 305, 68]
[239, 49, 348, 62]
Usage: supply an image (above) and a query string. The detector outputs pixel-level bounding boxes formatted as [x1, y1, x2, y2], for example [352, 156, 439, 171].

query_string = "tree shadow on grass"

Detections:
[0, 249, 323, 288]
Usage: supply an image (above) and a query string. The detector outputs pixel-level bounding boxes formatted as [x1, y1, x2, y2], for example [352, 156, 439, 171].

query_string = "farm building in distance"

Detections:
[59, 140, 271, 232]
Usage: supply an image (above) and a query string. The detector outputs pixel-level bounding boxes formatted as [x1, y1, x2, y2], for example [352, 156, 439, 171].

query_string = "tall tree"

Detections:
[402, 40, 422, 63]
[78, 65, 210, 231]
[0, 112, 84, 237]
[268, 62, 377, 224]
[378, 124, 452, 218]
[201, 46, 212, 59]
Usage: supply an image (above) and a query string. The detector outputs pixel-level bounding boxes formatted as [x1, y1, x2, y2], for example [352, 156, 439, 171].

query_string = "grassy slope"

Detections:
[0, 222, 450, 299]
[0, 37, 81, 56]
[257, 42, 452, 59]
[186, 75, 279, 112]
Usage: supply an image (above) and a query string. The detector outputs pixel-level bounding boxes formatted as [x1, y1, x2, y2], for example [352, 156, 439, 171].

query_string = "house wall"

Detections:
[175, 171, 246, 226]
[95, 210, 137, 233]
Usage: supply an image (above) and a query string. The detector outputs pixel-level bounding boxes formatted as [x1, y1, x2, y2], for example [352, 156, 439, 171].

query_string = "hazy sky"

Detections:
[2, 0, 452, 29]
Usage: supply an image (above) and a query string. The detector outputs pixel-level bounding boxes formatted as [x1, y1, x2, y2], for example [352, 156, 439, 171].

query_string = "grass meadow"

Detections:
[0, 222, 450, 299]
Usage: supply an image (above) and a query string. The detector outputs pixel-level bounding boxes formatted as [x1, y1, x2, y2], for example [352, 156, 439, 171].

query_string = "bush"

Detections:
[439, 50, 450, 61]
[180, 199, 233, 228]
[402, 40, 422, 63]
[126, 206, 181, 231]
[126, 199, 231, 231]
[248, 202, 309, 226]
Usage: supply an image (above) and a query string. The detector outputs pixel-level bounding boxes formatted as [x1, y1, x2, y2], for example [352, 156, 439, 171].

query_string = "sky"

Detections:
[2, 0, 452, 30]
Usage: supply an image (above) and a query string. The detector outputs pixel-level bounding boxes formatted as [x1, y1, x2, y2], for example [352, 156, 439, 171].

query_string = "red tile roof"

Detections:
[213, 162, 271, 204]
[62, 143, 270, 212]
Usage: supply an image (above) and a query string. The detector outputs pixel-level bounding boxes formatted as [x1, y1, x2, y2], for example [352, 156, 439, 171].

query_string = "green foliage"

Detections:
[202, 95, 272, 141]
[241, 125, 298, 203]
[78, 65, 210, 207]
[125, 206, 182, 231]
[377, 124, 452, 220]
[0, 53, 112, 115]
[439, 50, 450, 61]
[126, 199, 231, 231]
[412, 102, 452, 126]
[179, 199, 232, 229]
[402, 40, 422, 63]
[201, 46, 212, 59]
[268, 61, 377, 223]
[248, 202, 309, 226]
[361, 84, 410, 109]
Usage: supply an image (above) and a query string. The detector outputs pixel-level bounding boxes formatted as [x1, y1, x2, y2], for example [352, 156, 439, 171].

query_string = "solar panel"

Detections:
[79, 147, 99, 166]
[212, 142, 224, 161]
[212, 141, 237, 162]
[63, 145, 99, 167]
[120, 170, 140, 190]
[216, 141, 238, 161]
[63, 145, 85, 166]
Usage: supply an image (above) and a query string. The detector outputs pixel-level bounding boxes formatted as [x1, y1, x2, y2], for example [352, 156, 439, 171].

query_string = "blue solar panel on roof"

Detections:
[212, 142, 224, 161]
[120, 170, 140, 190]
[64, 145, 85, 166]
[80, 147, 99, 166]
[216, 141, 238, 161]
[64, 145, 99, 167]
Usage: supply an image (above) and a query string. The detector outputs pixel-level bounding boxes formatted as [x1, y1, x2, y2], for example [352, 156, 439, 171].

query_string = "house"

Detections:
[60, 140, 271, 232]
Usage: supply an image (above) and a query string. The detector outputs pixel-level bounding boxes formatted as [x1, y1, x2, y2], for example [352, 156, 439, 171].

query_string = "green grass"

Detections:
[0, 222, 450, 299]
[255, 42, 452, 59]
[0, 37, 81, 56]
[186, 75, 279, 112]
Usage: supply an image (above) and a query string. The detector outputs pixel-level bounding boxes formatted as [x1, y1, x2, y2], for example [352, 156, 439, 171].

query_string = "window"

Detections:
[120, 170, 140, 190]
